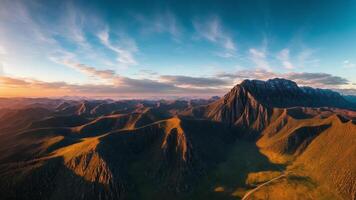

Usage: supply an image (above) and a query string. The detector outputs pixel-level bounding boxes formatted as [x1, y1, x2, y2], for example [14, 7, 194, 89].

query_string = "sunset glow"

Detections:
[1, 0, 356, 98]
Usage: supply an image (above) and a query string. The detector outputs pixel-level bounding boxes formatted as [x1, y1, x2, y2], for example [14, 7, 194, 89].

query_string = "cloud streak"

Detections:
[277, 48, 294, 69]
[135, 10, 181, 39]
[193, 16, 236, 56]
[97, 27, 138, 67]
[343, 60, 355, 68]
[249, 48, 270, 70]
[160, 75, 231, 88]
[218, 69, 350, 89]
[62, 61, 117, 80]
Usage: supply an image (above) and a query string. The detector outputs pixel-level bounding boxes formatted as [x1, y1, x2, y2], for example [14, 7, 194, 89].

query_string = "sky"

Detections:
[1, 0, 356, 98]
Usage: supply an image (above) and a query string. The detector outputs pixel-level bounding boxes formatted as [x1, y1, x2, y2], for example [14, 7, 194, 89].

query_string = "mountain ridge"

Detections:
[0, 78, 355, 200]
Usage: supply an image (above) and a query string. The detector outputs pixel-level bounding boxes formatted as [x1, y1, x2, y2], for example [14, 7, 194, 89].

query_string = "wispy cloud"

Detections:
[0, 76, 29, 86]
[287, 72, 349, 86]
[60, 59, 230, 90]
[0, 45, 7, 55]
[193, 16, 236, 56]
[135, 10, 181, 40]
[97, 27, 138, 67]
[160, 75, 231, 88]
[134, 69, 159, 79]
[62, 61, 117, 81]
[59, 2, 88, 47]
[0, 1, 56, 46]
[297, 48, 319, 68]
[343, 60, 355, 68]
[217, 69, 275, 80]
[249, 48, 270, 70]
[1, 0, 138, 75]
[277, 48, 294, 69]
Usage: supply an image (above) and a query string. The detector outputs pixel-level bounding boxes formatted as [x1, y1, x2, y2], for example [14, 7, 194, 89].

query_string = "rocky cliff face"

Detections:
[240, 78, 353, 109]
[194, 78, 355, 133]
[204, 84, 275, 132]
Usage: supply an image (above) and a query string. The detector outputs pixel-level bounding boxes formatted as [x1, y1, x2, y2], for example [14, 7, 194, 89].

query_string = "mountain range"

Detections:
[0, 78, 355, 200]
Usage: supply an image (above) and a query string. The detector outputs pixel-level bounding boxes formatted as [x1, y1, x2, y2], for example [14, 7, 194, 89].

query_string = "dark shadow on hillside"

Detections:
[287, 108, 314, 119]
[0, 157, 117, 200]
[189, 138, 285, 200]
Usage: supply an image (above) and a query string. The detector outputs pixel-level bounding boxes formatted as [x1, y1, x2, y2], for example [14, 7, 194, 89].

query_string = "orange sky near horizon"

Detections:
[0, 87, 71, 98]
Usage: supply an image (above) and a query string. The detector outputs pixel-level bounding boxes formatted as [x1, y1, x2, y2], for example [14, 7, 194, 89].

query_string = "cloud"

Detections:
[160, 75, 231, 88]
[193, 16, 236, 53]
[343, 60, 355, 68]
[249, 48, 270, 70]
[60, 60, 229, 91]
[1, 68, 355, 97]
[0, 1, 56, 45]
[0, 45, 7, 55]
[63, 61, 117, 80]
[0, 75, 76, 90]
[0, 76, 29, 86]
[135, 69, 159, 79]
[217, 69, 275, 80]
[297, 48, 319, 68]
[118, 77, 178, 93]
[39, 58, 228, 95]
[277, 48, 294, 69]
[97, 27, 138, 66]
[1, 0, 138, 75]
[139, 69, 158, 76]
[0, 75, 225, 97]
[59, 2, 88, 47]
[286, 72, 349, 86]
[247, 36, 272, 70]
[215, 51, 236, 58]
[135, 10, 181, 39]
[218, 69, 350, 89]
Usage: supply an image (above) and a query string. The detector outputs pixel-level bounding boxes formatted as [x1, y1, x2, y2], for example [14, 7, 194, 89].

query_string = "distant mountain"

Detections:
[0, 79, 355, 200]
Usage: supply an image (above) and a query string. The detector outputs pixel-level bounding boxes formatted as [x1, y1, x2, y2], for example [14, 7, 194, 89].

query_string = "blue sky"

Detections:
[0, 0, 356, 98]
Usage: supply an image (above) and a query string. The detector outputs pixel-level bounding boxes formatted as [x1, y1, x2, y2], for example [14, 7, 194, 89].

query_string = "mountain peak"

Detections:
[235, 78, 353, 109]
[240, 78, 299, 90]
[266, 78, 298, 87]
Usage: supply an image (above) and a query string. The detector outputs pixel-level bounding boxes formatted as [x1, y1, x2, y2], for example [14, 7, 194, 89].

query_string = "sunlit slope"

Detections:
[0, 117, 247, 199]
[290, 118, 356, 200]
[256, 111, 356, 199]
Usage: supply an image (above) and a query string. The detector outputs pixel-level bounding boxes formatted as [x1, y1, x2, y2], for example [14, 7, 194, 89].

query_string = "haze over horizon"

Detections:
[1, 0, 356, 98]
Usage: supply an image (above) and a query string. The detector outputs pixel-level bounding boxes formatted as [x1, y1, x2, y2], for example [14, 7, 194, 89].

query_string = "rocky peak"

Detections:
[240, 78, 299, 92]
[235, 78, 353, 109]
